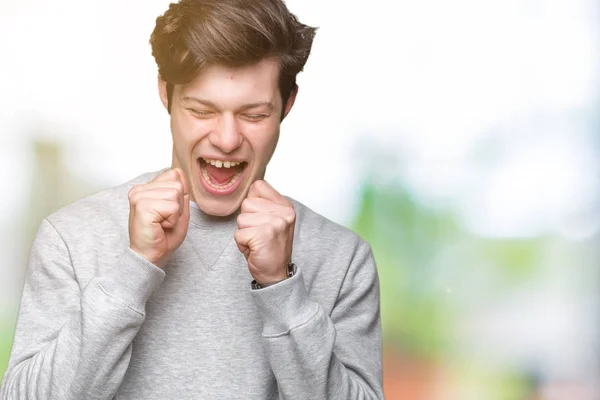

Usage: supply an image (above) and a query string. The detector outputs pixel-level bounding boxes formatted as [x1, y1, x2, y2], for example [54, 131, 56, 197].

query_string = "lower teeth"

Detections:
[201, 166, 242, 190]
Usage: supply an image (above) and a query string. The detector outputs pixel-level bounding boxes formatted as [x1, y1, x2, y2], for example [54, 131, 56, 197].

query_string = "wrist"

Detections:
[129, 245, 165, 268]
[252, 262, 296, 290]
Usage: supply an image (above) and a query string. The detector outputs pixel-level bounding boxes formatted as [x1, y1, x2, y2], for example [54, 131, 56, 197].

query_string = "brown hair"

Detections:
[149, 0, 317, 114]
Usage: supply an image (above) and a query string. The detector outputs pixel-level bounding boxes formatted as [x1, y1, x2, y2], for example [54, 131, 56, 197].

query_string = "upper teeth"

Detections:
[203, 158, 242, 168]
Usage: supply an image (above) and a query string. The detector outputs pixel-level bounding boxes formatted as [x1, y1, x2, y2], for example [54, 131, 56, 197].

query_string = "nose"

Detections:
[208, 114, 243, 154]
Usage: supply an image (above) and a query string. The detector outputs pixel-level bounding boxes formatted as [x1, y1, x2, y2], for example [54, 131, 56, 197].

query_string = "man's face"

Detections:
[159, 59, 296, 216]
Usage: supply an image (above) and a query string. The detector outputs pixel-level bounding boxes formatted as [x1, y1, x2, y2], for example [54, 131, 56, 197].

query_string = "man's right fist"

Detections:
[128, 168, 190, 268]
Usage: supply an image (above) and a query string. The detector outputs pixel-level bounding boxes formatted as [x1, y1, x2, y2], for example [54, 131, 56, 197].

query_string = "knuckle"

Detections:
[251, 180, 264, 191]
[266, 223, 278, 237]
[284, 208, 295, 223]
[241, 198, 251, 211]
[166, 176, 183, 191]
[236, 213, 248, 227]
[167, 188, 179, 202]
[173, 180, 184, 194]
[134, 198, 150, 212]
[274, 217, 287, 231]
[167, 200, 180, 213]
[130, 194, 145, 209]
[160, 169, 176, 180]
[128, 185, 140, 200]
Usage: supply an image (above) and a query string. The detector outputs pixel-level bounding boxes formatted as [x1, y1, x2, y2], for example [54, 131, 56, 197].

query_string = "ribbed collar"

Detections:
[188, 200, 240, 230]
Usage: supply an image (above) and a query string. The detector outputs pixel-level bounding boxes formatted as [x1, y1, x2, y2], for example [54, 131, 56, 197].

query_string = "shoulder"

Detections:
[287, 197, 368, 247]
[28, 169, 165, 284]
[285, 197, 376, 310]
[45, 169, 165, 235]
[287, 196, 369, 253]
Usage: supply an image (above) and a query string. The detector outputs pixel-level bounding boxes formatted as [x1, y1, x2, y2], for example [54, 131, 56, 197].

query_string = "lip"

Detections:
[199, 155, 248, 163]
[197, 158, 247, 196]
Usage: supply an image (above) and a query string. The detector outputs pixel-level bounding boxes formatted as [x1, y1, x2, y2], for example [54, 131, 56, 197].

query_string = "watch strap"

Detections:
[251, 262, 296, 290]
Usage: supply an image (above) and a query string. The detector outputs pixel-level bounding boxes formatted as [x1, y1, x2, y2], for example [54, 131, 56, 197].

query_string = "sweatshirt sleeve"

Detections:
[250, 240, 383, 400]
[0, 218, 165, 400]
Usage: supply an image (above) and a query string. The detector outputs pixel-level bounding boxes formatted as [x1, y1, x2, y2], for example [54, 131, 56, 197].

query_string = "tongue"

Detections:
[205, 163, 238, 184]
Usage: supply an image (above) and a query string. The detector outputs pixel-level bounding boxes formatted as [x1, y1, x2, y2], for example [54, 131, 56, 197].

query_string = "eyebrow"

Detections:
[181, 96, 274, 112]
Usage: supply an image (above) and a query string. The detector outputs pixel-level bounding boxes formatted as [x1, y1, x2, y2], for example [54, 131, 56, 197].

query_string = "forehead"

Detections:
[178, 59, 282, 107]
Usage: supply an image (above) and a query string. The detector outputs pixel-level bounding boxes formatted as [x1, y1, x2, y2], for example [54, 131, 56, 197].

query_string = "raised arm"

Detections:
[251, 241, 384, 399]
[1, 168, 190, 399]
[0, 218, 165, 400]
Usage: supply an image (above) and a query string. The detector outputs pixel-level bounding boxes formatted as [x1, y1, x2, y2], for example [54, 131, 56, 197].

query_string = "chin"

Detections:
[195, 195, 243, 217]
[190, 179, 250, 217]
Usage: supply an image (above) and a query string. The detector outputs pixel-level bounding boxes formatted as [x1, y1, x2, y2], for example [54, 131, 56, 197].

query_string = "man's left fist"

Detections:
[234, 180, 295, 287]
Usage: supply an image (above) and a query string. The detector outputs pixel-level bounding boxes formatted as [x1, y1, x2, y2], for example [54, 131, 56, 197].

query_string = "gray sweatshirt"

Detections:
[0, 170, 383, 399]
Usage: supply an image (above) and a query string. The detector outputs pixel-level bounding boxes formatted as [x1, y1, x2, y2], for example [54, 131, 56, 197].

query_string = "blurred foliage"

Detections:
[351, 179, 460, 358]
[0, 140, 105, 383]
[441, 360, 535, 400]
[351, 177, 547, 359]
[350, 175, 555, 399]
[476, 240, 545, 282]
[0, 327, 14, 380]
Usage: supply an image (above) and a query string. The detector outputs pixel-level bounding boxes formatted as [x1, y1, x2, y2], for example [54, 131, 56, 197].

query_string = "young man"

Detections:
[1, 0, 383, 398]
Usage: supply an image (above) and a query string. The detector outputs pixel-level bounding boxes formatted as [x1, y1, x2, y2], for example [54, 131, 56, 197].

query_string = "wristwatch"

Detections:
[251, 262, 296, 290]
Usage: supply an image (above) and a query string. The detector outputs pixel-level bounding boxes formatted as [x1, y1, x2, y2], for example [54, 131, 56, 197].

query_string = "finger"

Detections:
[128, 179, 183, 201]
[233, 227, 256, 259]
[172, 197, 190, 237]
[241, 197, 287, 214]
[171, 168, 190, 220]
[247, 180, 290, 207]
[132, 180, 185, 194]
[136, 198, 181, 228]
[236, 212, 286, 230]
[130, 188, 184, 214]
[241, 198, 295, 225]
[152, 168, 179, 183]
[172, 169, 191, 236]
[172, 168, 190, 197]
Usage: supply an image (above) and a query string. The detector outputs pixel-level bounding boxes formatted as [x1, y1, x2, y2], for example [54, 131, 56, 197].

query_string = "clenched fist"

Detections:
[128, 168, 190, 268]
[234, 180, 295, 286]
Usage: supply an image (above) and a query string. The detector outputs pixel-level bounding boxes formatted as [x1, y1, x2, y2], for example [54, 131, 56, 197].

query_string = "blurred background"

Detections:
[1, 0, 599, 398]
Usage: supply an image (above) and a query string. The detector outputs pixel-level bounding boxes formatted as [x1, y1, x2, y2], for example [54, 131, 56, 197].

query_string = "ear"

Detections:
[281, 84, 298, 121]
[158, 75, 169, 112]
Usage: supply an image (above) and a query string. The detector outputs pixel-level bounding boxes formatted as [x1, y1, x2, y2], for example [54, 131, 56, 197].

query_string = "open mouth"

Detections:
[198, 157, 248, 195]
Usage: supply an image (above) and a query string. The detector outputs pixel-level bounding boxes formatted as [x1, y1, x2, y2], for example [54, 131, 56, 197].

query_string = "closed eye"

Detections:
[188, 109, 214, 118]
[243, 114, 268, 121]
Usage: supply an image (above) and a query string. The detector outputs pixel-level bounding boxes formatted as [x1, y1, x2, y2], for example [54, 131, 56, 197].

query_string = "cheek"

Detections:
[171, 113, 210, 146]
[245, 122, 280, 157]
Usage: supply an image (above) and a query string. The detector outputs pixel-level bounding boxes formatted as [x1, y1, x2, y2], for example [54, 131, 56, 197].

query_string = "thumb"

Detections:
[179, 192, 190, 229]
[236, 241, 250, 261]
[173, 167, 191, 228]
[234, 228, 253, 260]
[181, 192, 190, 221]
[172, 168, 190, 197]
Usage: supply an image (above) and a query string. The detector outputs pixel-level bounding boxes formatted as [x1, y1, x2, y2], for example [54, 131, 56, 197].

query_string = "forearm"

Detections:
[1, 248, 164, 400]
[251, 269, 383, 400]
[265, 308, 381, 399]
